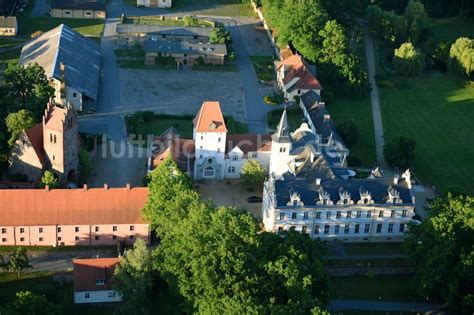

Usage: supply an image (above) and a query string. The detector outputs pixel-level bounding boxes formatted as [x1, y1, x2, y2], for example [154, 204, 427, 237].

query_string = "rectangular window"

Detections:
[20, 228, 24, 233]
[324, 225, 330, 234]
[39, 227, 43, 233]
[399, 223, 405, 233]
[302, 226, 307, 234]
[96, 279, 105, 286]
[291, 212, 297, 220]
[388, 223, 394, 233]
[130, 225, 135, 231]
[2, 238, 6, 242]
[113, 226, 117, 232]
[366, 210, 372, 218]
[314, 225, 320, 235]
[315, 212, 321, 219]
[376, 224, 382, 233]
[108, 291, 116, 298]
[95, 235, 99, 240]
[346, 211, 352, 219]
[278, 226, 284, 233]
[344, 224, 350, 234]
[85, 293, 90, 299]
[57, 227, 61, 233]
[402, 210, 407, 217]
[336, 211, 341, 219]
[279, 212, 285, 220]
[391, 210, 395, 218]
[356, 211, 361, 218]
[1, 228, 6, 234]
[39, 237, 43, 242]
[326, 212, 331, 219]
[334, 225, 340, 234]
[303, 212, 309, 220]
[95, 226, 99, 232]
[355, 224, 360, 234]
[379, 210, 384, 218]
[75, 236, 79, 241]
[20, 237, 24, 242]
[364, 224, 370, 233]
[75, 227, 79, 233]
[58, 236, 62, 241]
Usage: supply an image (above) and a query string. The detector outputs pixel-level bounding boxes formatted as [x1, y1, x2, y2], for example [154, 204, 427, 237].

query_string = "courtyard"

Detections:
[118, 68, 247, 122]
[195, 179, 263, 221]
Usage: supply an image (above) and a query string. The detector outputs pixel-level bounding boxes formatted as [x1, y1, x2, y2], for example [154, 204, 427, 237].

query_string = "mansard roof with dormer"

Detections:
[273, 176, 413, 208]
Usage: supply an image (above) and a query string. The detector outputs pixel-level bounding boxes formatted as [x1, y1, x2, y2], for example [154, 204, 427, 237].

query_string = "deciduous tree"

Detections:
[404, 0, 428, 42]
[394, 42, 425, 76]
[209, 26, 231, 45]
[383, 136, 416, 169]
[240, 159, 266, 189]
[38, 170, 59, 189]
[336, 120, 359, 148]
[5, 109, 37, 147]
[8, 247, 31, 278]
[78, 149, 92, 185]
[448, 37, 474, 77]
[9, 291, 57, 314]
[405, 195, 474, 314]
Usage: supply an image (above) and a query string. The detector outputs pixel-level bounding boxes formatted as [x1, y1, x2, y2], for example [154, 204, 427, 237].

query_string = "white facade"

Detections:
[74, 290, 122, 304]
[137, 0, 172, 8]
[52, 77, 83, 111]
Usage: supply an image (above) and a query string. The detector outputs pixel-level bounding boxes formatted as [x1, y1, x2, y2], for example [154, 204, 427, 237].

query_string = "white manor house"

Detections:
[149, 97, 415, 242]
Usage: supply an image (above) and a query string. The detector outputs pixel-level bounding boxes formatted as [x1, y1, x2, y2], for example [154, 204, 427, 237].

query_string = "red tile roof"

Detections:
[226, 134, 272, 155]
[151, 137, 195, 172]
[24, 123, 46, 167]
[0, 186, 148, 226]
[193, 101, 227, 133]
[73, 258, 120, 292]
[277, 54, 322, 90]
[43, 103, 69, 132]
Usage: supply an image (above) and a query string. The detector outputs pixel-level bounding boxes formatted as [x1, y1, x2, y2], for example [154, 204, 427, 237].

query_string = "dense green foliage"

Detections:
[209, 26, 231, 44]
[5, 109, 37, 147]
[78, 149, 92, 185]
[113, 239, 154, 315]
[448, 37, 474, 76]
[7, 248, 30, 278]
[2, 62, 55, 121]
[336, 120, 359, 148]
[0, 291, 58, 314]
[38, 171, 59, 189]
[393, 42, 425, 76]
[143, 157, 330, 313]
[240, 160, 266, 189]
[261, 0, 369, 96]
[383, 136, 416, 169]
[405, 195, 474, 314]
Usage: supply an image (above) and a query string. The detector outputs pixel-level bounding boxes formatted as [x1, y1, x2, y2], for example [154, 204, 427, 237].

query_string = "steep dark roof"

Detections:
[274, 177, 413, 208]
[51, 0, 106, 10]
[144, 39, 226, 55]
[20, 24, 101, 100]
[272, 109, 290, 143]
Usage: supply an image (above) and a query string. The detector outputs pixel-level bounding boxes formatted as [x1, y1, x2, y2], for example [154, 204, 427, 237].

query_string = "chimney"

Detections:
[393, 174, 399, 184]
[103, 184, 109, 190]
[126, 183, 131, 190]
[83, 184, 88, 191]
[315, 178, 321, 185]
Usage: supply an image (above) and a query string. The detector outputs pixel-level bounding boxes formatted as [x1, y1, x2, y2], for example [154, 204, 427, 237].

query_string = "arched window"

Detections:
[228, 166, 235, 173]
[204, 167, 214, 177]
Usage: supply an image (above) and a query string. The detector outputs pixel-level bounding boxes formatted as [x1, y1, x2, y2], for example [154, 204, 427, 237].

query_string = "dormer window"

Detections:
[387, 186, 401, 204]
[338, 187, 352, 205]
[317, 187, 332, 205]
[358, 186, 372, 205]
[287, 189, 304, 206]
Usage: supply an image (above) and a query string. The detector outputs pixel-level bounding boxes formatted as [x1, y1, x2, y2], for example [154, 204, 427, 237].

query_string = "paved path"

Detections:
[26, 249, 116, 272]
[329, 299, 445, 313]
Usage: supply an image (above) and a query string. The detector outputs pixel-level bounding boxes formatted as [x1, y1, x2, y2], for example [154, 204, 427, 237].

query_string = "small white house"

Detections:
[137, 0, 172, 8]
[73, 258, 122, 304]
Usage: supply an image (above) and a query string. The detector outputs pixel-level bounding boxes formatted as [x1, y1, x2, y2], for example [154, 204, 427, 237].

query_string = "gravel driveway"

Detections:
[119, 68, 247, 121]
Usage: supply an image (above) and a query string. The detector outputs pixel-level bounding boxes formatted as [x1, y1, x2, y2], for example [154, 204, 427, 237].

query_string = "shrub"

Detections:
[448, 37, 474, 77]
[383, 136, 416, 169]
[393, 42, 425, 76]
[263, 93, 284, 105]
[336, 120, 359, 148]
[141, 111, 155, 123]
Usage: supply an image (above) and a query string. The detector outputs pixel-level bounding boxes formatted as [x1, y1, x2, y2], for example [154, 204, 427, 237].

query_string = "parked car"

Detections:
[247, 196, 262, 203]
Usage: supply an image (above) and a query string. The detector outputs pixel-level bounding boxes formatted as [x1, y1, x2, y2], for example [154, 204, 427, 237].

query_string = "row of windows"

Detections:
[279, 210, 408, 221]
[2, 235, 136, 243]
[0, 225, 137, 234]
[278, 223, 406, 235]
[84, 291, 116, 299]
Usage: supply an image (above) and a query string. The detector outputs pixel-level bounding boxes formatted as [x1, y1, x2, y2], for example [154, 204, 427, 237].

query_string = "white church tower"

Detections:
[269, 109, 293, 176]
[193, 101, 228, 179]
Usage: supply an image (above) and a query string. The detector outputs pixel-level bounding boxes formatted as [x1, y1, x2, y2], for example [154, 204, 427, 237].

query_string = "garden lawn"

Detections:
[0, 47, 21, 64]
[428, 17, 474, 42]
[331, 275, 423, 302]
[267, 107, 304, 132]
[250, 55, 276, 82]
[171, 0, 254, 16]
[379, 73, 474, 194]
[16, 16, 104, 39]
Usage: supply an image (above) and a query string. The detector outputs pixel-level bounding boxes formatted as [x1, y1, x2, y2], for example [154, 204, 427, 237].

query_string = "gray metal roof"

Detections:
[274, 177, 413, 208]
[300, 91, 345, 146]
[144, 39, 227, 55]
[19, 24, 100, 100]
[0, 16, 16, 28]
[117, 24, 214, 38]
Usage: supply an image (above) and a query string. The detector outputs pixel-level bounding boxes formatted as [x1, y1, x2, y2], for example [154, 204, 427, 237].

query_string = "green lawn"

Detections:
[428, 17, 474, 42]
[16, 16, 104, 39]
[343, 242, 405, 256]
[331, 275, 423, 302]
[114, 48, 145, 58]
[171, 0, 254, 16]
[267, 106, 304, 132]
[379, 74, 474, 194]
[250, 55, 276, 82]
[0, 47, 21, 64]
[192, 63, 238, 72]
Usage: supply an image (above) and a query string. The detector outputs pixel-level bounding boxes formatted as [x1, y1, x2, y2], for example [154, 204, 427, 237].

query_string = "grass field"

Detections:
[171, 0, 254, 16]
[331, 275, 423, 302]
[428, 17, 474, 42]
[250, 55, 276, 82]
[379, 74, 474, 194]
[16, 16, 104, 39]
[344, 242, 405, 256]
[267, 106, 304, 132]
